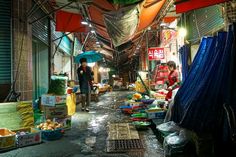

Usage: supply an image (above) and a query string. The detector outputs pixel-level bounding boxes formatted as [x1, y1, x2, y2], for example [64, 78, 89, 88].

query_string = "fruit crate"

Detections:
[41, 128, 64, 141]
[12, 128, 42, 147]
[0, 128, 16, 150]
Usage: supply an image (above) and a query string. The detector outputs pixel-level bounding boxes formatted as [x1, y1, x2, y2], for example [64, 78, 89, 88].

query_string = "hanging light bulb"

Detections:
[91, 30, 95, 33]
[178, 27, 187, 37]
[81, 21, 88, 25]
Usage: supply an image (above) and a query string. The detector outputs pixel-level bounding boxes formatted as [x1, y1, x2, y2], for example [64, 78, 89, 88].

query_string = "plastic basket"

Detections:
[41, 128, 63, 141]
[141, 99, 155, 104]
[132, 121, 151, 130]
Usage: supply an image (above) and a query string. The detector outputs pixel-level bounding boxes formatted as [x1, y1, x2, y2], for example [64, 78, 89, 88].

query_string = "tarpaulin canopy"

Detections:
[175, 0, 230, 13]
[56, 10, 88, 32]
[51, 0, 171, 63]
[104, 5, 140, 47]
[53, 0, 89, 13]
[108, 0, 142, 5]
[138, 0, 166, 31]
[171, 23, 236, 133]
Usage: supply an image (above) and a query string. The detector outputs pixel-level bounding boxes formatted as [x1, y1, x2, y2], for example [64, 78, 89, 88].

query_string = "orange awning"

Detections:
[138, 0, 166, 31]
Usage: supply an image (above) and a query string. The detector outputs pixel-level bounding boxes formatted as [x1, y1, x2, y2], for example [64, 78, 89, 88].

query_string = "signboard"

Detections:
[148, 47, 165, 60]
[162, 29, 176, 46]
[41, 95, 67, 107]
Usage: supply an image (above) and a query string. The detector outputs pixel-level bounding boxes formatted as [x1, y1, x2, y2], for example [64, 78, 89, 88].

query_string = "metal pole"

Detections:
[52, 34, 64, 58]
[27, 0, 48, 17]
[146, 31, 151, 96]
[81, 32, 90, 51]
[52, 32, 73, 42]
[29, 1, 74, 24]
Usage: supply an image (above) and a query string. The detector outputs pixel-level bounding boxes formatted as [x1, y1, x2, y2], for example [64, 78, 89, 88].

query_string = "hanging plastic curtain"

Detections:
[225, 23, 236, 112]
[103, 5, 139, 47]
[179, 45, 190, 82]
[171, 24, 235, 133]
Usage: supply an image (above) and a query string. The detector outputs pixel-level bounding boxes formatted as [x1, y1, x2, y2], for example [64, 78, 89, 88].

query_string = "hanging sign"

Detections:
[148, 47, 164, 60]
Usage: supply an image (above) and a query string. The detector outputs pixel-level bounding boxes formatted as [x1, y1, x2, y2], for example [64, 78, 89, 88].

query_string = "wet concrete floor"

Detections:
[0, 91, 164, 157]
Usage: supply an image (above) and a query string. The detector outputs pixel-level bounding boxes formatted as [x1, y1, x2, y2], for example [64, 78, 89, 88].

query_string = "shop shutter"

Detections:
[0, 0, 11, 84]
[31, 3, 49, 45]
[186, 5, 224, 43]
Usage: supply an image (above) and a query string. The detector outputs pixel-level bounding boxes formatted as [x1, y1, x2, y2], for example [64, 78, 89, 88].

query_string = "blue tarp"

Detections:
[171, 23, 236, 133]
[179, 45, 190, 82]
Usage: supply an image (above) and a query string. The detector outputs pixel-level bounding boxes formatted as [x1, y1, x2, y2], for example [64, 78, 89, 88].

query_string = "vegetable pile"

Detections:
[36, 119, 63, 131]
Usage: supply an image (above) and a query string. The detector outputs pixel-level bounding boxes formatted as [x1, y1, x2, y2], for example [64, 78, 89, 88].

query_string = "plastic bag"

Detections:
[156, 121, 180, 136]
[66, 93, 76, 116]
[163, 130, 190, 157]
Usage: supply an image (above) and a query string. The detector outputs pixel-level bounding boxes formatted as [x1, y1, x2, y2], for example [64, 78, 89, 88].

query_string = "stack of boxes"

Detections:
[41, 95, 71, 130]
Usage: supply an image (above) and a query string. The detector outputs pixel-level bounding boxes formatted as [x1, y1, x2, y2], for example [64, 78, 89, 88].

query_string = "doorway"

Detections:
[32, 37, 49, 100]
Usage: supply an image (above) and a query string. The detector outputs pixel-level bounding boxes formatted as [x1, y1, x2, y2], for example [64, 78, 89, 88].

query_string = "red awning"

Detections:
[176, 0, 230, 13]
[56, 10, 88, 32]
[163, 17, 176, 23]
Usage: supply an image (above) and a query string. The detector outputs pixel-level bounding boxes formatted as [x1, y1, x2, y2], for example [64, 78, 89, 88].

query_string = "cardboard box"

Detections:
[41, 95, 67, 107]
[13, 128, 41, 147]
[0, 129, 16, 149]
[44, 105, 68, 119]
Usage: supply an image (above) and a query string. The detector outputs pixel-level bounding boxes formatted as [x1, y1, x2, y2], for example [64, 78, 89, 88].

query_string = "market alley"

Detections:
[0, 91, 164, 157]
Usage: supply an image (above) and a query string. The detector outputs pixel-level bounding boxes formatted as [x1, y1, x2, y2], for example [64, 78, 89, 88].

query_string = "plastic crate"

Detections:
[147, 111, 166, 119]
[41, 128, 63, 141]
[0, 129, 16, 150]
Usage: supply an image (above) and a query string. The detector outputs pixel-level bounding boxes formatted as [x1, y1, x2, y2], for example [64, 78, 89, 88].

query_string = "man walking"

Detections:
[77, 58, 93, 112]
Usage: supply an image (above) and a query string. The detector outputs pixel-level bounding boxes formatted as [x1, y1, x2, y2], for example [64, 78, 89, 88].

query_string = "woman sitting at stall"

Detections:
[165, 61, 180, 100]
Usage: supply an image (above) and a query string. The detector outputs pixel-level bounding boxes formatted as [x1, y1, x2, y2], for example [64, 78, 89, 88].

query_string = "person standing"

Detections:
[165, 61, 180, 100]
[77, 58, 93, 112]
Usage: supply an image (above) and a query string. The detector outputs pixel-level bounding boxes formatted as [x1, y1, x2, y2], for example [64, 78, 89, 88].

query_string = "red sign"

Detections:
[148, 47, 164, 60]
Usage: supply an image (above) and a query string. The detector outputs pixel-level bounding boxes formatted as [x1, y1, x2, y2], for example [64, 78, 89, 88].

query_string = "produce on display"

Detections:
[132, 93, 142, 100]
[132, 121, 151, 130]
[135, 80, 149, 93]
[131, 113, 148, 118]
[141, 99, 155, 104]
[36, 119, 63, 131]
[48, 76, 67, 95]
[16, 101, 34, 128]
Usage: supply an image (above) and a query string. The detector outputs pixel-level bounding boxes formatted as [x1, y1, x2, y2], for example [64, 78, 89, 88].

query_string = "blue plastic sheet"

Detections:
[171, 23, 236, 133]
[179, 45, 190, 82]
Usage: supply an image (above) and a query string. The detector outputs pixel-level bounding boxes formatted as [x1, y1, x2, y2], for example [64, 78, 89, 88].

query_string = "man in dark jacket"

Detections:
[77, 58, 93, 112]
